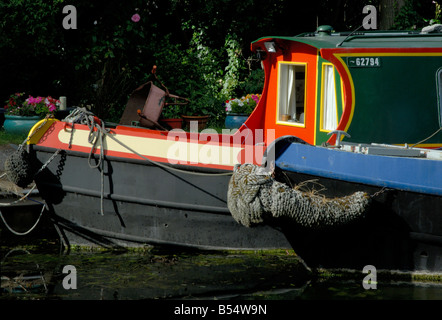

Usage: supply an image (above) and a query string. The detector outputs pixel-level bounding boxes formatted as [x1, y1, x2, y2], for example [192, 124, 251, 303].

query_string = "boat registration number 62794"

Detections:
[347, 57, 381, 68]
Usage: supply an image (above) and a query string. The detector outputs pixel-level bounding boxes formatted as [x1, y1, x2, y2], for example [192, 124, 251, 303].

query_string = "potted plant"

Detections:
[224, 93, 261, 129]
[3, 93, 60, 135]
[181, 93, 213, 131]
[160, 104, 184, 129]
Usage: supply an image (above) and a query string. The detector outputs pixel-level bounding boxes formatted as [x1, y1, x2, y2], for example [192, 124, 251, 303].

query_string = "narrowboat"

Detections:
[9, 26, 442, 272]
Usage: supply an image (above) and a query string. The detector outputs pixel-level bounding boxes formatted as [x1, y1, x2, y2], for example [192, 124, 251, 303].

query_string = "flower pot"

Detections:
[182, 115, 210, 131]
[225, 113, 249, 130]
[161, 118, 183, 129]
[3, 115, 41, 135]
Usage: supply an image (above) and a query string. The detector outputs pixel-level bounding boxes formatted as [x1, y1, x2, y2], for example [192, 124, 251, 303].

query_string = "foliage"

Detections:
[239, 69, 265, 96]
[1, 0, 438, 126]
[151, 29, 246, 124]
[222, 35, 247, 98]
[68, 1, 157, 120]
[426, 0, 442, 25]
[0, 0, 65, 56]
[392, 0, 436, 30]
[0, 0, 67, 103]
[149, 33, 219, 119]
[3, 93, 59, 117]
[225, 94, 262, 115]
[3, 93, 27, 115]
[0, 0, 281, 124]
[161, 105, 182, 119]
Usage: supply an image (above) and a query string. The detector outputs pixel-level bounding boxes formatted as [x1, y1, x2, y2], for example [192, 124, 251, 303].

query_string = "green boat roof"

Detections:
[253, 28, 442, 49]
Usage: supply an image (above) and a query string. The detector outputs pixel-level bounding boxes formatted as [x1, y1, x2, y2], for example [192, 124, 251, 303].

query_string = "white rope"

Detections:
[59, 108, 109, 215]
[83, 114, 108, 215]
[0, 184, 38, 207]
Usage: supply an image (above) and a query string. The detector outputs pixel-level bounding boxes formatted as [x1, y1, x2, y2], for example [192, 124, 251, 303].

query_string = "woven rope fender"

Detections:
[4, 147, 35, 188]
[227, 164, 371, 230]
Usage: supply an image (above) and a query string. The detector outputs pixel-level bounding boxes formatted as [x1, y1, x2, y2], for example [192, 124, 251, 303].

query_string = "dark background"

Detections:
[0, 0, 436, 122]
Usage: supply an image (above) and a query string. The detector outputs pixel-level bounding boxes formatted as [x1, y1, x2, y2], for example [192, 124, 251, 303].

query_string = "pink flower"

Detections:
[26, 96, 36, 105]
[26, 96, 44, 105]
[131, 13, 140, 23]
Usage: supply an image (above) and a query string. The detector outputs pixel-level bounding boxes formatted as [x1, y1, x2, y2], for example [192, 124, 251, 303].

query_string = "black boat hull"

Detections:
[31, 146, 442, 272]
[32, 146, 291, 250]
[275, 169, 442, 273]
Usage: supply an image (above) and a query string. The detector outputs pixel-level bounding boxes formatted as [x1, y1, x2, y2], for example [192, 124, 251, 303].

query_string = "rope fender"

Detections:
[227, 163, 371, 230]
[4, 146, 35, 188]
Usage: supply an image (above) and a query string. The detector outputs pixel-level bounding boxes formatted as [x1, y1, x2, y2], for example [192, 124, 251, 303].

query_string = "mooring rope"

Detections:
[84, 112, 109, 216]
[0, 179, 38, 206]
[0, 202, 46, 236]
[0, 115, 60, 235]
[410, 127, 442, 148]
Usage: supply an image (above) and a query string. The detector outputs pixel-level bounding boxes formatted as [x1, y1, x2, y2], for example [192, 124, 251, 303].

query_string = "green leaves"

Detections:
[392, 0, 434, 30]
[0, 0, 65, 55]
[9, 0, 430, 125]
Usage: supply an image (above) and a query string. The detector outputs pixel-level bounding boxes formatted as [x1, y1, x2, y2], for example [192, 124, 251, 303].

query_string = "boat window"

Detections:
[321, 64, 338, 131]
[438, 68, 442, 127]
[277, 62, 306, 125]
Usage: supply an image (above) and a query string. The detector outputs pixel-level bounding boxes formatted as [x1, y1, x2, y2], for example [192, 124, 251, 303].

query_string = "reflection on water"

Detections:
[297, 279, 442, 300]
[1, 238, 442, 300]
[1, 238, 310, 300]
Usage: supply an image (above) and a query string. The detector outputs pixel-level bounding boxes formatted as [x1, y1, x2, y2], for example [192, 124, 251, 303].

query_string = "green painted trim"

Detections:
[252, 32, 442, 50]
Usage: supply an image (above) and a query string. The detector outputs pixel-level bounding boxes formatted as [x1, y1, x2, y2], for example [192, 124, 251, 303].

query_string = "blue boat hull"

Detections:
[271, 139, 442, 272]
[276, 142, 442, 196]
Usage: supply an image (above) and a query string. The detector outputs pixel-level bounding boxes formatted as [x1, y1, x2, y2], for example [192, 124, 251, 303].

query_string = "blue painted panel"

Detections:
[276, 143, 442, 196]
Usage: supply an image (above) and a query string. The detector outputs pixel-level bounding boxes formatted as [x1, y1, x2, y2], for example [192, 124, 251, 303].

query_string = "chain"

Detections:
[34, 148, 62, 176]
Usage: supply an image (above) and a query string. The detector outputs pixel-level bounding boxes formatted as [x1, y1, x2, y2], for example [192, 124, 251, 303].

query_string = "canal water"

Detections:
[1, 234, 442, 301]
